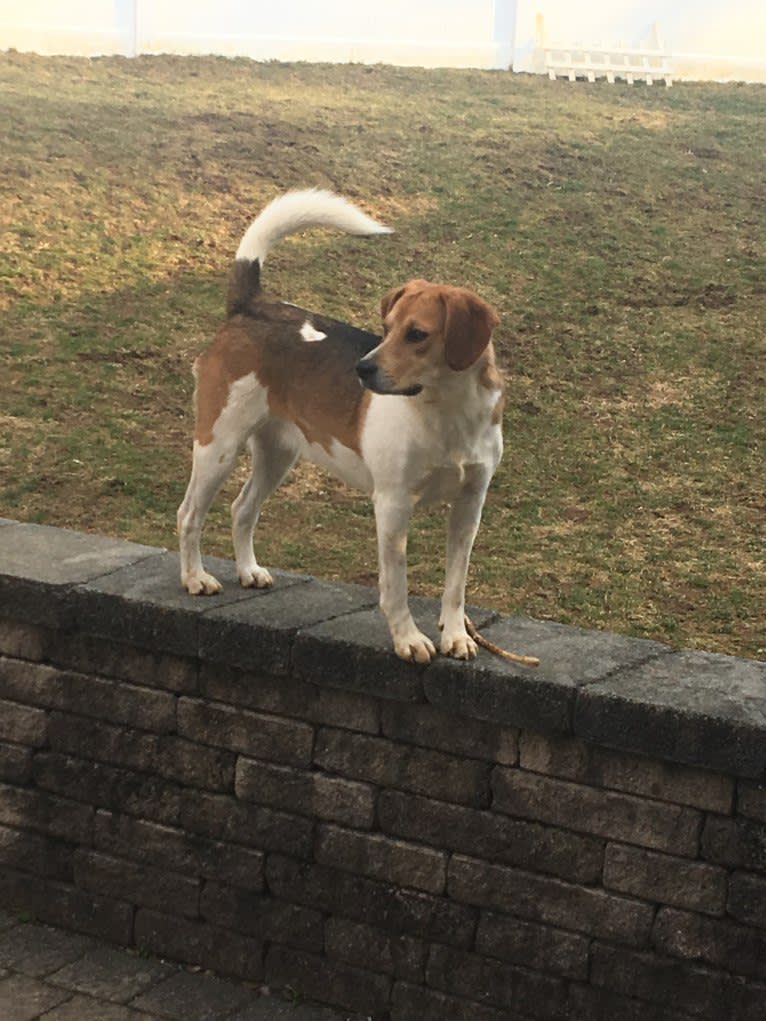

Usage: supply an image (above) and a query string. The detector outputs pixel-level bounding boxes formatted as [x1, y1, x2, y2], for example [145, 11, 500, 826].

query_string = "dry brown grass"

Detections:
[2, 52, 764, 657]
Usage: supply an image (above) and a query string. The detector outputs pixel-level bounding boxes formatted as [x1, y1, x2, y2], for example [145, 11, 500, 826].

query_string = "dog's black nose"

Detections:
[356, 359, 376, 381]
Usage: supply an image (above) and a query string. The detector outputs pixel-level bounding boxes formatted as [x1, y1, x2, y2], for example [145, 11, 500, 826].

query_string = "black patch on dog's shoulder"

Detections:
[310, 311, 380, 359]
[249, 299, 380, 361]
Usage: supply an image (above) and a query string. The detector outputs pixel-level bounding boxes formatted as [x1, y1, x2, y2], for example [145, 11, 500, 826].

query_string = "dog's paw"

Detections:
[394, 630, 436, 664]
[441, 631, 478, 660]
[238, 566, 274, 589]
[184, 571, 223, 596]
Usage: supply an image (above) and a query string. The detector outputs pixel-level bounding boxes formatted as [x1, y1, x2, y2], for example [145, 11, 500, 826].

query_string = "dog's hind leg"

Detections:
[177, 436, 240, 595]
[232, 422, 299, 588]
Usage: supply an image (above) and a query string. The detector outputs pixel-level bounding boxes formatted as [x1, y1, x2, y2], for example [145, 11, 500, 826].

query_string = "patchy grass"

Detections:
[1, 51, 764, 658]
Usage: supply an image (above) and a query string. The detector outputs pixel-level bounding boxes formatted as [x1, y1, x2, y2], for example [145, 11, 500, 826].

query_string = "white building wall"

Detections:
[0, 0, 517, 69]
[0, 0, 135, 56]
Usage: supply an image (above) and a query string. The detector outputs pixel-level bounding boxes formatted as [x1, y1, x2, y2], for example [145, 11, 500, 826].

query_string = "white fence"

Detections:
[514, 0, 766, 84]
[544, 43, 673, 87]
[540, 19, 672, 87]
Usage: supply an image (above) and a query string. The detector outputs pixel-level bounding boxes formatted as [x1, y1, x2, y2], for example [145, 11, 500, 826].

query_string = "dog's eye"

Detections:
[406, 327, 428, 343]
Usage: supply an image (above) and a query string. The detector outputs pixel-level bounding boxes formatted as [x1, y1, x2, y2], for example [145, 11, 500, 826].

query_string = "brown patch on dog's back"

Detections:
[194, 300, 375, 453]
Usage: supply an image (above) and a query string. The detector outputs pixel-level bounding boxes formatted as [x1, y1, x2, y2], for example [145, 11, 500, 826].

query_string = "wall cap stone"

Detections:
[1, 520, 764, 778]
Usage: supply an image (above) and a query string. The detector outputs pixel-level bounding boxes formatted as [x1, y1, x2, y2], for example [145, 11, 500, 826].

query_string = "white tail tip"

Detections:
[236, 188, 392, 264]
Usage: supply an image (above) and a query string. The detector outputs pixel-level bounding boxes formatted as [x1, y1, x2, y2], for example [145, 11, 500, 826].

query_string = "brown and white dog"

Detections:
[178, 189, 504, 662]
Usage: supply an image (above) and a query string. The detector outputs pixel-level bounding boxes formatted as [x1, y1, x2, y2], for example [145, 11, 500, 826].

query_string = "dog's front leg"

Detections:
[439, 471, 492, 659]
[374, 492, 436, 664]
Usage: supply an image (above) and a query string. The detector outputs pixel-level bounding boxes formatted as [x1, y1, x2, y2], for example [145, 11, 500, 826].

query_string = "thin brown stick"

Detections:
[465, 615, 540, 667]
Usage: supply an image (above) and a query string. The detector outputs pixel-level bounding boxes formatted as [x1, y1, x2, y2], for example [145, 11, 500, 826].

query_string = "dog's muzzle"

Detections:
[356, 358, 422, 397]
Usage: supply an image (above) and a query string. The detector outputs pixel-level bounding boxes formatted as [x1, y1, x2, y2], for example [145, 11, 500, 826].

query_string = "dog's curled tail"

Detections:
[227, 189, 391, 317]
[235, 188, 391, 264]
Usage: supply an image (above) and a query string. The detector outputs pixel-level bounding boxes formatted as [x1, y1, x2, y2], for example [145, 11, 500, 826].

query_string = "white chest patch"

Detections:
[300, 320, 327, 343]
[298, 436, 374, 493]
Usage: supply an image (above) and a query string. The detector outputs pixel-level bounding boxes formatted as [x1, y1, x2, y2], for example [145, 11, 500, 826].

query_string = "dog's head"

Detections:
[356, 278, 499, 396]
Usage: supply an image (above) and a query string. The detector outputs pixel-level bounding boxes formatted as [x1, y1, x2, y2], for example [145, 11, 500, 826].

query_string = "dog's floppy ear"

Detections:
[442, 289, 499, 371]
[380, 278, 429, 322]
[380, 285, 406, 321]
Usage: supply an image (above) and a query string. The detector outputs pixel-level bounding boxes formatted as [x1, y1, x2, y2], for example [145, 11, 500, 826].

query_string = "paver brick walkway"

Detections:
[0, 911, 364, 1021]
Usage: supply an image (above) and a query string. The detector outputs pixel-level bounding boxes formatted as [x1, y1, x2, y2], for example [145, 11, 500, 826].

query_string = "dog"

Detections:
[177, 189, 504, 663]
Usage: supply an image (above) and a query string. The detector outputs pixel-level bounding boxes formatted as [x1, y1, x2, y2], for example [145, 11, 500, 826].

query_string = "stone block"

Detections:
[0, 657, 176, 733]
[200, 882, 323, 951]
[179, 790, 313, 858]
[199, 575, 376, 676]
[727, 871, 766, 929]
[0, 783, 93, 844]
[0, 870, 133, 946]
[73, 849, 201, 918]
[235, 759, 375, 829]
[425, 616, 667, 733]
[315, 823, 447, 895]
[314, 727, 491, 807]
[71, 551, 274, 658]
[390, 981, 524, 1021]
[492, 768, 702, 856]
[48, 632, 198, 694]
[324, 917, 426, 983]
[0, 823, 73, 881]
[48, 715, 234, 795]
[0, 522, 158, 629]
[377, 789, 603, 884]
[519, 731, 734, 814]
[738, 780, 766, 823]
[94, 811, 265, 892]
[33, 752, 181, 826]
[266, 854, 476, 948]
[448, 854, 654, 946]
[75, 547, 306, 657]
[177, 697, 314, 767]
[0, 697, 47, 748]
[425, 944, 569, 1020]
[475, 910, 590, 980]
[0, 619, 47, 662]
[292, 595, 471, 703]
[0, 742, 33, 785]
[653, 906, 766, 981]
[200, 663, 380, 733]
[48, 712, 159, 772]
[701, 814, 766, 873]
[566, 983, 701, 1021]
[604, 843, 727, 915]
[264, 945, 391, 1017]
[155, 736, 236, 793]
[575, 650, 766, 778]
[592, 939, 766, 1020]
[381, 700, 517, 764]
[134, 908, 264, 981]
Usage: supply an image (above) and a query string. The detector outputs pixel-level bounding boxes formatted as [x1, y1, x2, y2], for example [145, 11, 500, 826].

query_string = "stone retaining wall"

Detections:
[0, 519, 764, 1020]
